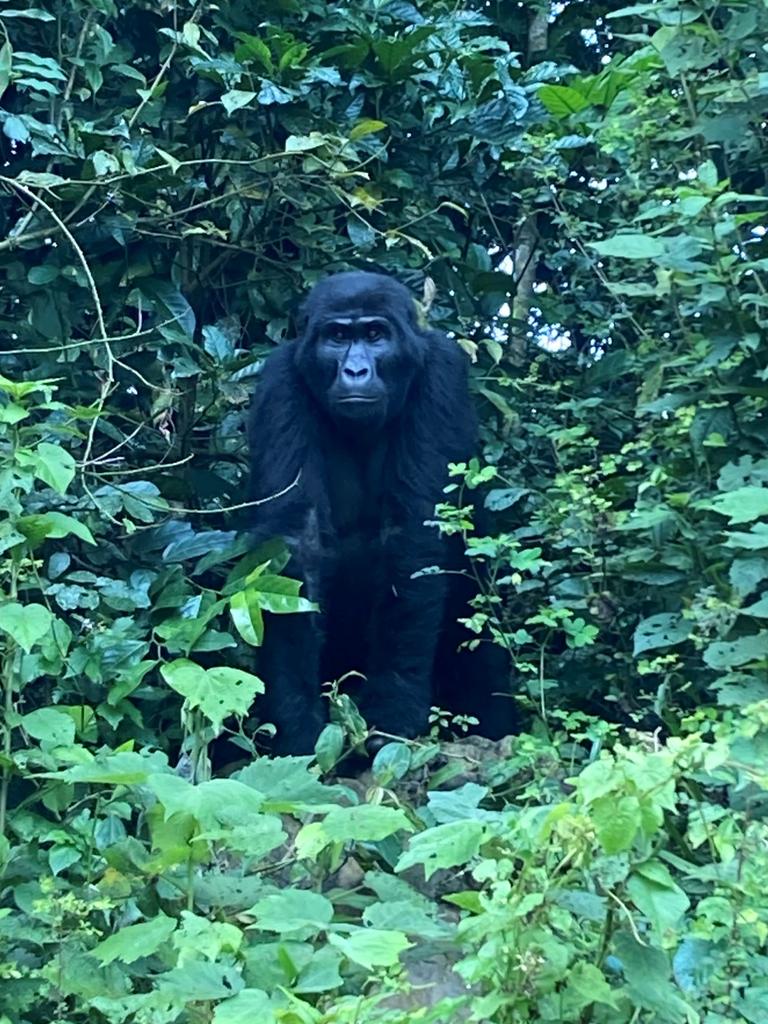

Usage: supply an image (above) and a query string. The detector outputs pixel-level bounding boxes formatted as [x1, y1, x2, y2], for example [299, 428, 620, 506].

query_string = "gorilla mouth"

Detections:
[338, 395, 379, 403]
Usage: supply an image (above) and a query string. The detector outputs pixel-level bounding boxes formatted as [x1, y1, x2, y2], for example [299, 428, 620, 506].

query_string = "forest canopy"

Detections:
[1, 0, 768, 1021]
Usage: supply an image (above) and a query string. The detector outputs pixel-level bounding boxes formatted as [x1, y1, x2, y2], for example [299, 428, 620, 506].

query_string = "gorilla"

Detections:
[248, 271, 515, 755]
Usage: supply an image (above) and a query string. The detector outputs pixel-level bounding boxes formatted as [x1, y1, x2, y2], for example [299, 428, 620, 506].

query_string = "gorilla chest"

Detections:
[323, 439, 389, 541]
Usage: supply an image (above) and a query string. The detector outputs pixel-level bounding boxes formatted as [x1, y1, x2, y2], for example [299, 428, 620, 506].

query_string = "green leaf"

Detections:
[371, 742, 412, 784]
[234, 33, 273, 72]
[563, 962, 620, 1011]
[229, 588, 264, 646]
[349, 119, 387, 140]
[35, 442, 76, 494]
[706, 487, 768, 524]
[20, 707, 76, 747]
[0, 8, 56, 21]
[0, 602, 53, 652]
[258, 80, 293, 105]
[588, 234, 666, 259]
[484, 487, 529, 511]
[538, 84, 590, 116]
[362, 899, 450, 940]
[591, 795, 641, 854]
[297, 804, 412, 860]
[149, 775, 265, 827]
[59, 750, 169, 785]
[396, 820, 485, 879]
[161, 660, 263, 729]
[16, 512, 96, 547]
[213, 990, 274, 1024]
[704, 632, 768, 670]
[314, 723, 345, 772]
[221, 89, 257, 115]
[329, 928, 411, 970]
[27, 266, 59, 285]
[724, 524, 768, 550]
[740, 595, 768, 618]
[91, 914, 177, 965]
[0, 41, 10, 99]
[92, 150, 120, 176]
[347, 217, 376, 249]
[248, 573, 318, 614]
[247, 889, 333, 937]
[633, 613, 691, 656]
[2, 114, 29, 142]
[627, 860, 689, 937]
[284, 132, 327, 153]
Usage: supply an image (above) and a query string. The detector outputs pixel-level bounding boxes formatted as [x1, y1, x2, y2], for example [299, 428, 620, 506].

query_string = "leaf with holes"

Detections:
[633, 613, 692, 657]
[703, 632, 768, 670]
[161, 660, 263, 729]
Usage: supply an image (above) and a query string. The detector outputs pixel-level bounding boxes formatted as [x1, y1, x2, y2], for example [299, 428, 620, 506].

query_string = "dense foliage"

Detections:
[2, 0, 768, 1020]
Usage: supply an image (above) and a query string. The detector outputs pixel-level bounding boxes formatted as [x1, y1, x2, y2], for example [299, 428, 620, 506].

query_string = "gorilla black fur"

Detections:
[248, 271, 515, 754]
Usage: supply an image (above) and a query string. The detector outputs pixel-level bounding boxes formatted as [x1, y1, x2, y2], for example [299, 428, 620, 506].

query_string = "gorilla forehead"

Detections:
[302, 271, 418, 325]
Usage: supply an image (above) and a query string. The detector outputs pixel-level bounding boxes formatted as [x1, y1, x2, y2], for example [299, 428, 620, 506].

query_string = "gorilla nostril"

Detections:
[344, 366, 369, 379]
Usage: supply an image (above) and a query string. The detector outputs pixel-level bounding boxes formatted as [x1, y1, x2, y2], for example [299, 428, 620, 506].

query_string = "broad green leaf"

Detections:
[362, 900, 450, 940]
[484, 487, 529, 511]
[59, 750, 170, 785]
[234, 33, 273, 72]
[563, 963, 620, 1011]
[329, 928, 411, 970]
[235, 756, 351, 810]
[197, 815, 286, 858]
[20, 708, 76, 747]
[284, 133, 327, 152]
[740, 595, 768, 618]
[221, 89, 257, 114]
[16, 512, 96, 547]
[371, 742, 412, 784]
[155, 146, 181, 173]
[247, 573, 318, 614]
[213, 990, 274, 1024]
[35, 442, 76, 494]
[704, 632, 768, 670]
[27, 266, 59, 285]
[633, 613, 691, 656]
[247, 889, 333, 936]
[160, 660, 263, 729]
[0, 602, 53, 652]
[91, 914, 177, 964]
[148, 775, 265, 826]
[591, 795, 641, 854]
[296, 804, 412, 859]
[157, 962, 244, 1001]
[724, 524, 768, 549]
[588, 234, 666, 259]
[706, 487, 768, 524]
[396, 820, 485, 879]
[627, 860, 689, 937]
[538, 84, 590, 116]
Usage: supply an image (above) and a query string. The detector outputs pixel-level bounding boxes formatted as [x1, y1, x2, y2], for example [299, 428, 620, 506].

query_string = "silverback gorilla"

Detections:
[248, 271, 515, 754]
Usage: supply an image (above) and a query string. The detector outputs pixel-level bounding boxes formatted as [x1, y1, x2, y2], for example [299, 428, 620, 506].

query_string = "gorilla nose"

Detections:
[343, 366, 370, 380]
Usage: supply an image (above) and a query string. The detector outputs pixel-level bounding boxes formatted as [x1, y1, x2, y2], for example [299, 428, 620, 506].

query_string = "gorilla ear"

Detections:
[294, 296, 312, 337]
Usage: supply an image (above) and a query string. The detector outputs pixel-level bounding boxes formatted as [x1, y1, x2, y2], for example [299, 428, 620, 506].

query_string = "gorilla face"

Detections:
[295, 273, 424, 429]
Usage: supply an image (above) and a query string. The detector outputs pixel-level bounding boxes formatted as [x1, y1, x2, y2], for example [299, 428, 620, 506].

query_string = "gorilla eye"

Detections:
[329, 324, 347, 341]
[367, 325, 383, 341]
